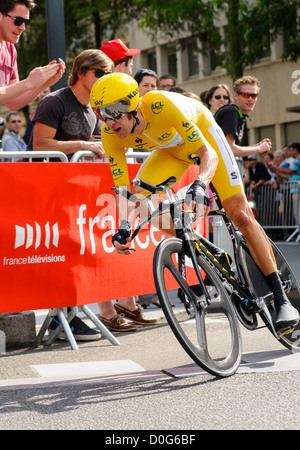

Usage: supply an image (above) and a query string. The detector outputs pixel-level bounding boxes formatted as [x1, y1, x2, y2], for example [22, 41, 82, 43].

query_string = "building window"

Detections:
[284, 121, 300, 144]
[167, 46, 177, 78]
[259, 34, 271, 59]
[209, 46, 222, 72]
[257, 125, 276, 148]
[147, 52, 157, 73]
[187, 42, 199, 76]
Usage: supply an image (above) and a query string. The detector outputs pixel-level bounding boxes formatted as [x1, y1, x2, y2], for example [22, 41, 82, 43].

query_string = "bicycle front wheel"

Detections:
[153, 237, 242, 377]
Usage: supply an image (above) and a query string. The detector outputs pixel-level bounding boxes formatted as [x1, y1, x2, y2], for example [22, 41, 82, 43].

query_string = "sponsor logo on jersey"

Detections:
[182, 121, 193, 132]
[112, 168, 124, 180]
[151, 101, 164, 114]
[103, 125, 114, 134]
[109, 156, 117, 167]
[187, 130, 201, 142]
[158, 132, 172, 142]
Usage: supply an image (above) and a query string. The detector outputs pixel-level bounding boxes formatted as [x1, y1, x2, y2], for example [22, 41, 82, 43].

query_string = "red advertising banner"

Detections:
[0, 162, 206, 312]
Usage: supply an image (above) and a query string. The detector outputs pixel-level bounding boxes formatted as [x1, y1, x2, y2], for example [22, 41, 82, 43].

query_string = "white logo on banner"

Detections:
[14, 222, 59, 249]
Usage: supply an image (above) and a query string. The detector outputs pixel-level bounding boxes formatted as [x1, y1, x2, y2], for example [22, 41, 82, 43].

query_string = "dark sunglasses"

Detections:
[94, 100, 130, 122]
[94, 68, 112, 78]
[82, 67, 111, 78]
[83, 68, 111, 78]
[214, 95, 230, 100]
[238, 92, 258, 100]
[1, 11, 30, 27]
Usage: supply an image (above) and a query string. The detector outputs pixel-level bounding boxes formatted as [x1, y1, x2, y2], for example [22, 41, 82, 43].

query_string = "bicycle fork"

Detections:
[182, 235, 211, 309]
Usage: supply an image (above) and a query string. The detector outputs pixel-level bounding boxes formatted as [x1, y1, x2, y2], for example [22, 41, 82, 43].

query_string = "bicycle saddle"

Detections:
[157, 176, 177, 187]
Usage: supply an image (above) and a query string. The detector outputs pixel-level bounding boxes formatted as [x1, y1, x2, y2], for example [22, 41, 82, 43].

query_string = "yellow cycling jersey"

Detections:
[101, 91, 243, 201]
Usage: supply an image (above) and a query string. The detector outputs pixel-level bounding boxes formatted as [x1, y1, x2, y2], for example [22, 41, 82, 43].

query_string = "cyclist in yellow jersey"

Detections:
[90, 73, 299, 332]
[101, 89, 243, 200]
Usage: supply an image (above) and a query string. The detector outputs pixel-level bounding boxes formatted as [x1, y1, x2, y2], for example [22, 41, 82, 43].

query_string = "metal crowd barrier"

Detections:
[0, 151, 69, 162]
[70, 149, 151, 163]
[245, 180, 300, 242]
[0, 150, 151, 163]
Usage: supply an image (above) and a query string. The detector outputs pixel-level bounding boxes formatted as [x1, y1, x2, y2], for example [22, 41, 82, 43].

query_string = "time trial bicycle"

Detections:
[113, 159, 300, 377]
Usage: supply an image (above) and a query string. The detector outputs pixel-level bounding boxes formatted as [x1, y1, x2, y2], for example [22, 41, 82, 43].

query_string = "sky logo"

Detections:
[14, 222, 59, 249]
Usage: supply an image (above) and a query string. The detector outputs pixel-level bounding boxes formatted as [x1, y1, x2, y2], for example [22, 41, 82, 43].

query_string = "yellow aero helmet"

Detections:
[90, 72, 139, 121]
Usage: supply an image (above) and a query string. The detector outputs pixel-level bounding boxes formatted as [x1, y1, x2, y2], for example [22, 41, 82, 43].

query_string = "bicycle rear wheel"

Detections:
[153, 237, 242, 377]
[237, 239, 300, 352]
[267, 241, 300, 351]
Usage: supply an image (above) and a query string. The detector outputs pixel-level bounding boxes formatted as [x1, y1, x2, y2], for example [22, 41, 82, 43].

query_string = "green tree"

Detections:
[135, 0, 300, 80]
[17, 0, 141, 79]
[16, 0, 140, 117]
[16, 0, 300, 93]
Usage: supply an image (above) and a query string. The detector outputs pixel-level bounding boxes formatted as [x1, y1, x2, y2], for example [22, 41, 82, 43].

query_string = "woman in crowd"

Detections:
[200, 84, 233, 114]
[134, 68, 158, 97]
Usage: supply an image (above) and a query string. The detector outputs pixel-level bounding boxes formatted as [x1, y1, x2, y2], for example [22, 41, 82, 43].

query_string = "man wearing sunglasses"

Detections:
[214, 75, 271, 158]
[27, 49, 111, 160]
[0, 0, 65, 111]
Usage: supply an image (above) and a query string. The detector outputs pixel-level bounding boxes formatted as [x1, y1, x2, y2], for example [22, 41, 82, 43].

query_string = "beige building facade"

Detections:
[129, 23, 300, 150]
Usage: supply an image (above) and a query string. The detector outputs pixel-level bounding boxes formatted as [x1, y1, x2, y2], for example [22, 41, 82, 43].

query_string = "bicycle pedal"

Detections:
[197, 296, 208, 309]
[282, 327, 294, 336]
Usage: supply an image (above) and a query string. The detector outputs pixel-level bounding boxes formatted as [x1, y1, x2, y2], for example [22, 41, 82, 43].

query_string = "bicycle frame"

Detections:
[115, 180, 266, 308]
[113, 178, 286, 338]
[207, 183, 287, 336]
[118, 182, 213, 308]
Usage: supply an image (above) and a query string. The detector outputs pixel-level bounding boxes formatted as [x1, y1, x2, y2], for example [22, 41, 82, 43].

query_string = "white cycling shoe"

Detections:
[275, 301, 300, 332]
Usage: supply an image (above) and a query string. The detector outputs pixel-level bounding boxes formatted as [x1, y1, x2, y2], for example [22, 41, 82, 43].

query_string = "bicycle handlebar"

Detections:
[131, 178, 159, 193]
[111, 187, 138, 203]
[112, 176, 178, 204]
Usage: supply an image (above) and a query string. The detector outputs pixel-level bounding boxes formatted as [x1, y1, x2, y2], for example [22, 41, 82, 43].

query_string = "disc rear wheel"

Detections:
[238, 239, 300, 352]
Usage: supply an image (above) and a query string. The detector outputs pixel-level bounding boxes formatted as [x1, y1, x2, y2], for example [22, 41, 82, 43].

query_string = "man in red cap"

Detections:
[100, 38, 140, 75]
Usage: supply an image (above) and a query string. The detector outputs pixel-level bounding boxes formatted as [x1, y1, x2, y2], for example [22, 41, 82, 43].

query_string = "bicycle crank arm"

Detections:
[256, 297, 279, 338]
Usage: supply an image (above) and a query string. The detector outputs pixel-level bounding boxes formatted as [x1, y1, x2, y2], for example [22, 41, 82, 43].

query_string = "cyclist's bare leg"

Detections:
[223, 192, 299, 329]
[222, 193, 276, 275]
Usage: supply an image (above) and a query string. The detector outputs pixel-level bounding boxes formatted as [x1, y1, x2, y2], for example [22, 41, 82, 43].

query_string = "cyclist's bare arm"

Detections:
[113, 185, 138, 255]
[191, 143, 218, 217]
[225, 134, 272, 157]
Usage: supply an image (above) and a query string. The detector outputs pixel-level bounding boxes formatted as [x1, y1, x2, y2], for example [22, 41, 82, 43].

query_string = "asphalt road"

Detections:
[0, 242, 299, 431]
